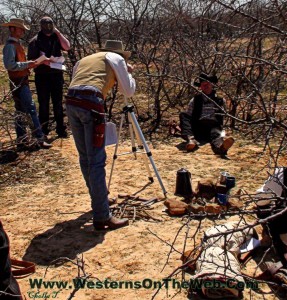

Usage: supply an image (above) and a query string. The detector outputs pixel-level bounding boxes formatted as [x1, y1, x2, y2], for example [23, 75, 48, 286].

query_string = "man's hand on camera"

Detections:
[127, 63, 134, 73]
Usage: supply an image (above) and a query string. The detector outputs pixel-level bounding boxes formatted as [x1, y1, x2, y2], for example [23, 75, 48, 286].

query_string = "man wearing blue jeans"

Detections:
[66, 40, 136, 230]
[1, 18, 51, 150]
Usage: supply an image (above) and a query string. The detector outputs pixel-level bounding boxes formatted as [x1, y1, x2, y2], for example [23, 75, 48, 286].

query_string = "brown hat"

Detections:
[98, 40, 131, 59]
[1, 18, 30, 31]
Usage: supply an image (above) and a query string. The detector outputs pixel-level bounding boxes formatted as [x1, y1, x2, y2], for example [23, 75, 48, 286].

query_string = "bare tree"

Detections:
[1, 0, 287, 163]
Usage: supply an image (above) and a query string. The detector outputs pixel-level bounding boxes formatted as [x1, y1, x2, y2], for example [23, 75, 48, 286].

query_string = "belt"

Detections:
[11, 258, 36, 278]
[67, 89, 103, 98]
[65, 96, 105, 113]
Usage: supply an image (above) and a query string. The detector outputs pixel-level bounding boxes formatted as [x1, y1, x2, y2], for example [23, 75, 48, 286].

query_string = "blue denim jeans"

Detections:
[12, 83, 44, 141]
[66, 91, 111, 222]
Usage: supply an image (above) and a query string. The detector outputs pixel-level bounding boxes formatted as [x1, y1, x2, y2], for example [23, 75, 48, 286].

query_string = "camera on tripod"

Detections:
[108, 98, 167, 197]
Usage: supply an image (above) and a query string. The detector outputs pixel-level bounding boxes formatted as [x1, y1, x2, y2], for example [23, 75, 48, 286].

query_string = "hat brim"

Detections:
[1, 22, 30, 30]
[280, 233, 287, 246]
[194, 77, 218, 87]
[255, 192, 274, 206]
[97, 47, 131, 59]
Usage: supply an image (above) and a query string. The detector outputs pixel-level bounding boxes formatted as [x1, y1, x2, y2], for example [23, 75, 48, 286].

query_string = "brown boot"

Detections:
[220, 137, 235, 153]
[186, 138, 198, 152]
[94, 216, 129, 230]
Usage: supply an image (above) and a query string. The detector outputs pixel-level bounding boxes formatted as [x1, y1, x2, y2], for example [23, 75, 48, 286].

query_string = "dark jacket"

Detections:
[0, 221, 22, 299]
[192, 91, 224, 129]
[28, 31, 63, 74]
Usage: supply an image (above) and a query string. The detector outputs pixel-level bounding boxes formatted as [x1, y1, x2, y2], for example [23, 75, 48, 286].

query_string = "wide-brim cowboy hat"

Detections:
[1, 18, 30, 30]
[254, 192, 275, 206]
[97, 40, 131, 59]
[194, 73, 218, 87]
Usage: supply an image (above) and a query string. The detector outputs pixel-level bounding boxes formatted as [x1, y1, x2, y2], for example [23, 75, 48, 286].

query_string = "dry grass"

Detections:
[1, 128, 286, 299]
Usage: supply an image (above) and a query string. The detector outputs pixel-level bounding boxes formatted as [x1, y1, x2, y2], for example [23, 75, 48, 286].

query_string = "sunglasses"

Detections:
[41, 20, 53, 24]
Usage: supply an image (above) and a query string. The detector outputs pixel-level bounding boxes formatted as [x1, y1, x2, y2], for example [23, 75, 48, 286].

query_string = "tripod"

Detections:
[108, 103, 167, 197]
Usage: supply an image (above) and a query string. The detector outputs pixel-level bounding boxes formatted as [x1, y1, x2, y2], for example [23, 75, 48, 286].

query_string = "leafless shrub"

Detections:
[0, 0, 286, 164]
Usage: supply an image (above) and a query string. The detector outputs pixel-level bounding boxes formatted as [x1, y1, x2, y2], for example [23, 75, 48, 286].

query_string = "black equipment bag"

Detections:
[0, 220, 22, 299]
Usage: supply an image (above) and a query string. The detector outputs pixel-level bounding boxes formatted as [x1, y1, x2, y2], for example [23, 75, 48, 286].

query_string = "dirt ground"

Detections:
[1, 129, 286, 300]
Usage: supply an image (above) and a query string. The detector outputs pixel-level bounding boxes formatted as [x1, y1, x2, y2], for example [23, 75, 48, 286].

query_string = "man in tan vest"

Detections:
[66, 40, 136, 230]
[1, 18, 52, 150]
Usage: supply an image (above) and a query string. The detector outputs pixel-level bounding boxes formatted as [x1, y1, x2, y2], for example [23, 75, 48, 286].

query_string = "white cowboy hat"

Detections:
[1, 18, 30, 31]
[254, 192, 276, 207]
[98, 40, 131, 59]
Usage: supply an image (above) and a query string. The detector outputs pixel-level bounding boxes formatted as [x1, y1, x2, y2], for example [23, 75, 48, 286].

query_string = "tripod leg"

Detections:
[127, 113, 137, 159]
[130, 112, 154, 182]
[129, 111, 167, 196]
[108, 113, 125, 191]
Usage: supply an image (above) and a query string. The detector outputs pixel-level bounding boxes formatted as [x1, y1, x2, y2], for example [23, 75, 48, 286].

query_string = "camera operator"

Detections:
[65, 40, 136, 230]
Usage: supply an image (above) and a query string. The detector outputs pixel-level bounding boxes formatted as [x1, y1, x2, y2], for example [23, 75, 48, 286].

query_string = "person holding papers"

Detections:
[1, 18, 52, 150]
[28, 16, 70, 138]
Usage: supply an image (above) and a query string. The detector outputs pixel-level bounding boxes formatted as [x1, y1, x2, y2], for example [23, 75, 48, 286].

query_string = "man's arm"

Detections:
[27, 38, 39, 61]
[3, 44, 35, 71]
[54, 28, 70, 51]
[106, 52, 136, 98]
[185, 98, 195, 116]
[221, 98, 227, 111]
[215, 96, 226, 127]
